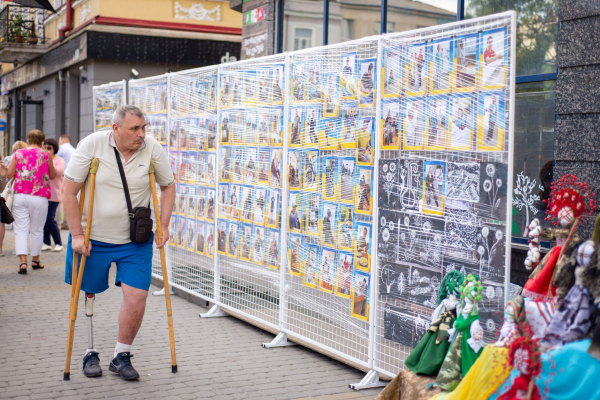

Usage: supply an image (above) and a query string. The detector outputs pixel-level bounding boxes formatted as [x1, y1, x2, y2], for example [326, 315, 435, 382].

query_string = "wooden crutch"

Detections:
[64, 158, 99, 380]
[149, 160, 178, 373]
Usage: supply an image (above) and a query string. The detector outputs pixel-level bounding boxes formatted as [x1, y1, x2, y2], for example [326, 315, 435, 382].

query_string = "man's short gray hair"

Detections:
[112, 105, 146, 126]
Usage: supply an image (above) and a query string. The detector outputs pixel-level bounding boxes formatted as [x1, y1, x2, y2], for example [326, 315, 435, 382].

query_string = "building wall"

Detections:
[554, 0, 600, 236]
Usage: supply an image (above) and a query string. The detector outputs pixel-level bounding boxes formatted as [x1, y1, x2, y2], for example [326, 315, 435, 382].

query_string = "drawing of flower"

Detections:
[486, 164, 495, 177]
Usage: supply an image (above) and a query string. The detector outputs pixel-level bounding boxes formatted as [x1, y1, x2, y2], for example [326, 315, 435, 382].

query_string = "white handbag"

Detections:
[1, 178, 15, 211]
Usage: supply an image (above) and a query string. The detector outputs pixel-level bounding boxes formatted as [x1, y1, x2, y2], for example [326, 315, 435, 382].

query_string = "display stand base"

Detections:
[261, 332, 297, 348]
[349, 369, 387, 390]
[199, 305, 228, 318]
[152, 287, 176, 296]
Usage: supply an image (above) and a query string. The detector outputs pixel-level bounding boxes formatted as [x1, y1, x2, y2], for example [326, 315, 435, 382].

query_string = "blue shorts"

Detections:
[64, 233, 154, 294]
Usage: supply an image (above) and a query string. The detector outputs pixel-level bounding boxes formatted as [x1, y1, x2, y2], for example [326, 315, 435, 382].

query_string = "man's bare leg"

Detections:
[118, 283, 148, 345]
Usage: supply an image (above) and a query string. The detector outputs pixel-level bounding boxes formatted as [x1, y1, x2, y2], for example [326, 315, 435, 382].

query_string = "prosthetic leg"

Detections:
[85, 293, 96, 353]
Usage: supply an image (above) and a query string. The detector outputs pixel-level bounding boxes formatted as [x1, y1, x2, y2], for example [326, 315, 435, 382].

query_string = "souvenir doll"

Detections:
[434, 274, 484, 391]
[405, 270, 464, 375]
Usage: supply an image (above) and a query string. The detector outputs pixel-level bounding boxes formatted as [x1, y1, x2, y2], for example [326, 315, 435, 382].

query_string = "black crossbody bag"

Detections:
[114, 148, 153, 243]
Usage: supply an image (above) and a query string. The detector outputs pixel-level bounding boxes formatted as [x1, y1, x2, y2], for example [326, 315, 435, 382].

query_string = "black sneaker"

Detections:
[109, 352, 140, 380]
[82, 351, 102, 377]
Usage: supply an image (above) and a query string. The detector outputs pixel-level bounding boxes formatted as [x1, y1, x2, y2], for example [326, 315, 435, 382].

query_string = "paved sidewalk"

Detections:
[0, 229, 383, 400]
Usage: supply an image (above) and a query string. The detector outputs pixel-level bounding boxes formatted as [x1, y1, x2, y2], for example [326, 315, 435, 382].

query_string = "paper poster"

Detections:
[351, 269, 370, 321]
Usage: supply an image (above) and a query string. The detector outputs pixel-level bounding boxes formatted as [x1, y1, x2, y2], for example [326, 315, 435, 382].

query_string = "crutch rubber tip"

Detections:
[172, 365, 178, 373]
[63, 372, 70, 380]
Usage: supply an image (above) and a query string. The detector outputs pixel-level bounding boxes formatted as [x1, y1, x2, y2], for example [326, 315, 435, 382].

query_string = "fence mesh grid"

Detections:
[93, 81, 126, 131]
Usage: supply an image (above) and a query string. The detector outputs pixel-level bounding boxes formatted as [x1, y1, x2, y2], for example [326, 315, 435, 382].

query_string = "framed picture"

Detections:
[228, 184, 241, 220]
[355, 166, 373, 215]
[169, 216, 177, 245]
[244, 112, 257, 145]
[178, 151, 187, 184]
[177, 217, 187, 249]
[271, 64, 285, 105]
[169, 151, 177, 182]
[477, 91, 505, 151]
[480, 28, 507, 90]
[322, 117, 341, 150]
[291, 62, 306, 103]
[258, 148, 271, 185]
[186, 186, 196, 218]
[340, 156, 355, 204]
[232, 110, 244, 145]
[448, 93, 476, 151]
[244, 147, 258, 184]
[320, 202, 338, 247]
[356, 116, 374, 165]
[405, 42, 428, 96]
[243, 69, 257, 106]
[266, 189, 280, 228]
[403, 97, 426, 150]
[337, 205, 354, 251]
[254, 187, 267, 225]
[358, 58, 376, 107]
[351, 269, 370, 321]
[205, 222, 215, 258]
[218, 183, 228, 217]
[177, 184, 186, 215]
[303, 106, 321, 146]
[319, 247, 336, 294]
[219, 146, 231, 182]
[271, 107, 284, 146]
[289, 105, 304, 147]
[429, 37, 453, 95]
[240, 185, 254, 223]
[269, 149, 282, 188]
[323, 73, 339, 117]
[422, 160, 446, 216]
[178, 120, 189, 150]
[252, 225, 266, 266]
[206, 153, 216, 186]
[288, 150, 302, 190]
[206, 188, 216, 222]
[446, 162, 480, 204]
[335, 251, 353, 298]
[196, 188, 206, 220]
[303, 149, 319, 192]
[453, 33, 479, 92]
[169, 120, 178, 150]
[425, 95, 449, 150]
[230, 74, 244, 108]
[355, 221, 372, 272]
[220, 111, 231, 145]
[217, 219, 228, 255]
[206, 116, 217, 151]
[381, 99, 401, 150]
[288, 233, 303, 276]
[288, 191, 303, 233]
[267, 229, 280, 270]
[258, 109, 271, 146]
[240, 222, 253, 262]
[195, 221, 205, 255]
[340, 52, 358, 100]
[304, 192, 321, 237]
[257, 67, 271, 106]
[382, 47, 402, 98]
[220, 73, 231, 109]
[188, 118, 199, 151]
[308, 60, 323, 102]
[302, 243, 319, 289]
[188, 152, 198, 184]
[341, 102, 358, 149]
[322, 155, 339, 201]
[226, 220, 239, 259]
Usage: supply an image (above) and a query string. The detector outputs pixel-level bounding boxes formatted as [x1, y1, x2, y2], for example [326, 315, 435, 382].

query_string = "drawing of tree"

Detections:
[512, 172, 540, 236]
[381, 264, 397, 294]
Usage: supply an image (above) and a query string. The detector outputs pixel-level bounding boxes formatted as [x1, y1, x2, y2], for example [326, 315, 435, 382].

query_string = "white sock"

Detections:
[113, 342, 132, 359]
[85, 348, 97, 355]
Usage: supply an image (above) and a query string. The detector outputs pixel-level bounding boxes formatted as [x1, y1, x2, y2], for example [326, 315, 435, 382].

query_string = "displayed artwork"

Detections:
[258, 110, 271, 146]
[196, 221, 205, 255]
[403, 97, 425, 150]
[479, 162, 507, 220]
[288, 191, 303, 233]
[379, 262, 440, 308]
[257, 68, 271, 106]
[292, 63, 306, 103]
[169, 216, 177, 245]
[381, 99, 401, 150]
[308, 60, 323, 102]
[406, 42, 427, 96]
[304, 193, 320, 237]
[422, 160, 446, 216]
[351, 269, 370, 321]
[244, 147, 258, 184]
[220, 73, 231, 109]
[218, 184, 229, 216]
[240, 223, 253, 262]
[216, 219, 228, 255]
[444, 203, 478, 252]
[378, 159, 399, 210]
[448, 93, 475, 150]
[358, 58, 376, 107]
[304, 106, 321, 146]
[383, 304, 414, 346]
[272, 107, 283, 146]
[267, 229, 280, 269]
[355, 166, 373, 215]
[335, 251, 353, 298]
[289, 106, 303, 147]
[383, 47, 402, 98]
[340, 156, 356, 204]
[446, 162, 480, 203]
[270, 149, 282, 188]
[206, 188, 216, 222]
[477, 223, 506, 281]
[240, 185, 254, 223]
[232, 147, 244, 183]
[266, 189, 280, 228]
[220, 147, 231, 182]
[355, 221, 372, 272]
[340, 52, 358, 100]
[428, 37, 453, 95]
[258, 148, 270, 184]
[230, 74, 244, 108]
[303, 243, 319, 288]
[454, 33, 479, 92]
[480, 28, 507, 90]
[228, 184, 241, 220]
[303, 149, 319, 192]
[322, 156, 339, 201]
[425, 96, 448, 150]
[320, 202, 338, 247]
[289, 150, 302, 190]
[395, 211, 445, 271]
[254, 187, 267, 225]
[245, 113, 257, 145]
[477, 91, 505, 151]
[319, 247, 336, 294]
[253, 225, 266, 265]
[272, 64, 284, 105]
[244, 70, 257, 106]
[288, 233, 303, 276]
[356, 117, 374, 165]
[337, 205, 354, 251]
[341, 102, 358, 149]
[323, 73, 339, 117]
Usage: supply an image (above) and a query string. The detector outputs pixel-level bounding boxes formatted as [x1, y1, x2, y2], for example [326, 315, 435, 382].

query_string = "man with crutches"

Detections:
[62, 105, 175, 380]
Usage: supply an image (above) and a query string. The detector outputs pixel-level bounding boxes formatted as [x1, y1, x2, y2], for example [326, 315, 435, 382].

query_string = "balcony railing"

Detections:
[0, 4, 46, 45]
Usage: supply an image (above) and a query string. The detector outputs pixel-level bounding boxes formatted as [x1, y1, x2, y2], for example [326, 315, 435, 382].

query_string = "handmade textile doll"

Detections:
[494, 295, 524, 347]
[542, 240, 597, 346]
[405, 270, 465, 375]
[433, 275, 484, 391]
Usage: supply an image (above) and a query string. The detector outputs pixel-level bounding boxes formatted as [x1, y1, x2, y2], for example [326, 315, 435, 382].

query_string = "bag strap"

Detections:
[113, 147, 134, 217]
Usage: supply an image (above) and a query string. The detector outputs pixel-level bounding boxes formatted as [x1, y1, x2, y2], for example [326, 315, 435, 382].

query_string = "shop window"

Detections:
[464, 0, 558, 77]
[294, 28, 313, 51]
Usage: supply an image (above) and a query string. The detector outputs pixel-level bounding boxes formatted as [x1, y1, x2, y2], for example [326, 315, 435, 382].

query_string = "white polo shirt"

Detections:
[64, 130, 174, 244]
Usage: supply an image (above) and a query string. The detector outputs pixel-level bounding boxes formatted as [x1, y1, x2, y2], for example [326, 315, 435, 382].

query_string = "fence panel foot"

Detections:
[152, 287, 176, 296]
[261, 332, 296, 348]
[349, 369, 387, 390]
[199, 305, 228, 318]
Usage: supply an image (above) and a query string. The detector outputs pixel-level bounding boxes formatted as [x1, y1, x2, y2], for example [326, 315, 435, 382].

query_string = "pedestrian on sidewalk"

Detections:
[62, 105, 175, 380]
[57, 135, 76, 230]
[0, 141, 27, 256]
[41, 138, 64, 252]
[5, 130, 57, 274]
